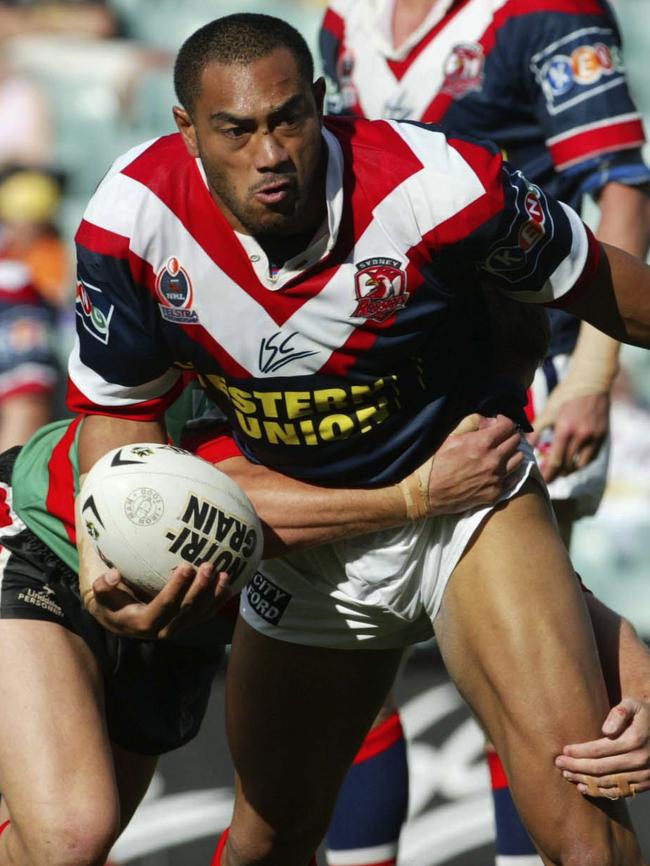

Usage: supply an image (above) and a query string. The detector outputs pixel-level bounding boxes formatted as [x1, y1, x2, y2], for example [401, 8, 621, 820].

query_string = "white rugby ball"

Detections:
[79, 443, 263, 597]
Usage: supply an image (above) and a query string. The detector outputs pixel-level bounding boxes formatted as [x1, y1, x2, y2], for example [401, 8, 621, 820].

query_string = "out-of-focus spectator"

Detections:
[0, 168, 70, 305]
[0, 0, 120, 42]
[0, 258, 58, 449]
[0, 58, 53, 168]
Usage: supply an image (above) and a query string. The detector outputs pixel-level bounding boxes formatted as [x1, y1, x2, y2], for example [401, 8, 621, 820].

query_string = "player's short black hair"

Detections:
[174, 13, 315, 113]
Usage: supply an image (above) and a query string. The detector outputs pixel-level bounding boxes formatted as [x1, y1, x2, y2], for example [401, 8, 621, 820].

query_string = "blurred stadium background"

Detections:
[1, 1, 649, 863]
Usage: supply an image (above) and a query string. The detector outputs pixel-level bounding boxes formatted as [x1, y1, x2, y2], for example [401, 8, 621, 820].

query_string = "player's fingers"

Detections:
[449, 413, 484, 435]
[214, 570, 235, 603]
[540, 434, 568, 482]
[602, 698, 639, 736]
[92, 570, 141, 610]
[503, 449, 525, 478]
[558, 735, 637, 762]
[177, 561, 217, 610]
[494, 430, 523, 461]
[556, 746, 649, 776]
[480, 414, 518, 445]
[145, 564, 197, 630]
[573, 772, 650, 799]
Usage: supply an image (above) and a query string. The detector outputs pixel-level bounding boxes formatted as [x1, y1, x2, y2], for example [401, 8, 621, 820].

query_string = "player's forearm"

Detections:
[216, 456, 406, 557]
[595, 182, 650, 259]
[568, 183, 650, 386]
[77, 414, 167, 474]
[586, 593, 650, 705]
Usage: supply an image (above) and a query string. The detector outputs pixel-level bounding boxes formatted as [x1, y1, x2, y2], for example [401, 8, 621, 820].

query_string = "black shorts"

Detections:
[0, 447, 230, 756]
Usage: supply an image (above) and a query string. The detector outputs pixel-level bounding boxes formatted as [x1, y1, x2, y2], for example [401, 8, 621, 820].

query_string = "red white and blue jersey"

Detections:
[0, 259, 58, 401]
[68, 119, 598, 485]
[320, 0, 650, 353]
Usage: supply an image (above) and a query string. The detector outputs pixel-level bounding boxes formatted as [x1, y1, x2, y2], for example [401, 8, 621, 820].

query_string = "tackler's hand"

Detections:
[556, 698, 650, 799]
[397, 413, 524, 519]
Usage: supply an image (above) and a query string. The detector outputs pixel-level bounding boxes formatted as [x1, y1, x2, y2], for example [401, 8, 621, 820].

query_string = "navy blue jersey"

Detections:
[68, 120, 598, 485]
[321, 0, 650, 353]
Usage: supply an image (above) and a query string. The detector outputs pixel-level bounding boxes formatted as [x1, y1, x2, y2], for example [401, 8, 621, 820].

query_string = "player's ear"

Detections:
[312, 77, 326, 119]
[173, 106, 199, 158]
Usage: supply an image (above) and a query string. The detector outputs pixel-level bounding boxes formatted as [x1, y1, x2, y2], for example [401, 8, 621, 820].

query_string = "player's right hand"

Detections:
[425, 413, 524, 515]
[84, 562, 234, 640]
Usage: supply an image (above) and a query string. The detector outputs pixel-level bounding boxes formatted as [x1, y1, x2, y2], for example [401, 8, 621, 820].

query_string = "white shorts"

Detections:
[529, 353, 609, 518]
[240, 443, 540, 649]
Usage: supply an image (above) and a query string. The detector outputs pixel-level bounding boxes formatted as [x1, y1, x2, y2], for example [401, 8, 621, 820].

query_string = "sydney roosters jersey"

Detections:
[320, 0, 649, 203]
[68, 119, 598, 485]
[320, 0, 650, 354]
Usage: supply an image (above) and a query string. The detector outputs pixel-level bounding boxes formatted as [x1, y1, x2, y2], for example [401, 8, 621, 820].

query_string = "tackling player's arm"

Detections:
[532, 183, 650, 480]
[213, 413, 524, 557]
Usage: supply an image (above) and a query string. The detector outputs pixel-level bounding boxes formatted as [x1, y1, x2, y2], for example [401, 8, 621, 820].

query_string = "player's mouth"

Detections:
[253, 179, 295, 206]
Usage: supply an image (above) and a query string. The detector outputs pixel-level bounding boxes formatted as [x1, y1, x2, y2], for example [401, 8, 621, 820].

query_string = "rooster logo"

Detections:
[353, 258, 409, 322]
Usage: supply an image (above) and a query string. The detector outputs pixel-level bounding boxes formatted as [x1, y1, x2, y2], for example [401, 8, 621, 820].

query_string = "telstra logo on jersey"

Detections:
[353, 257, 409, 322]
[156, 257, 199, 324]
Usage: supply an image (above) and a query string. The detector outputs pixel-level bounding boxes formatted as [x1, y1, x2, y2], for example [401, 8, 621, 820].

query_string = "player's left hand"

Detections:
[529, 391, 609, 483]
[85, 561, 234, 640]
[555, 697, 650, 798]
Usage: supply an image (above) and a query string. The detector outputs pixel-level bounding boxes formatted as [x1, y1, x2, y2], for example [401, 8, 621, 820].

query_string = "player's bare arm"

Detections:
[532, 183, 650, 480]
[81, 411, 524, 637]
[217, 413, 524, 557]
[567, 240, 650, 348]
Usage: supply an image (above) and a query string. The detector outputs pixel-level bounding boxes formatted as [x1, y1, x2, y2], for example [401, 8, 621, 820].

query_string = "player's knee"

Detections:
[228, 812, 324, 866]
[14, 802, 120, 866]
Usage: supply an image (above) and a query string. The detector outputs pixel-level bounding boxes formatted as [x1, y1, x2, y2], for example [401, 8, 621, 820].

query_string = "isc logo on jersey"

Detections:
[156, 256, 199, 324]
[75, 279, 114, 345]
[531, 30, 624, 115]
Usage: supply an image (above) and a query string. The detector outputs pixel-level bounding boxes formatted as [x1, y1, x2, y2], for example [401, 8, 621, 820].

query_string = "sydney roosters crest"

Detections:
[353, 258, 409, 322]
[441, 42, 485, 98]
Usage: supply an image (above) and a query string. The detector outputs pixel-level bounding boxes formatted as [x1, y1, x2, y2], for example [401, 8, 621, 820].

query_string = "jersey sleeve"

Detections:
[508, 2, 650, 191]
[67, 186, 181, 420]
[403, 124, 600, 307]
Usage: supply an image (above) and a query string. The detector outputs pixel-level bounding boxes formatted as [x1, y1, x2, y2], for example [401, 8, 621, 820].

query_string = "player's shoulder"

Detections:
[94, 133, 190, 199]
[329, 116, 500, 177]
[81, 134, 194, 241]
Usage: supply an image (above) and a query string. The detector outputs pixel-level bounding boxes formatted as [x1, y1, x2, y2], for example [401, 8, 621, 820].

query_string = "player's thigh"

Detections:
[433, 481, 638, 863]
[226, 617, 402, 837]
[0, 619, 119, 831]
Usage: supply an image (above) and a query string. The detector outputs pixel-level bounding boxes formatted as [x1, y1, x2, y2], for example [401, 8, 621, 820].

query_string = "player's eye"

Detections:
[222, 126, 249, 139]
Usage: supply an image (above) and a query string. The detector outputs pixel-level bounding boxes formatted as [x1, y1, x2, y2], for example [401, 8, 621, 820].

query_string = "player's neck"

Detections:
[391, 0, 437, 49]
[255, 147, 328, 269]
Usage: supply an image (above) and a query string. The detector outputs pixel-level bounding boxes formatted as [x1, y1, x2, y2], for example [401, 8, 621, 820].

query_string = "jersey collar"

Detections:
[232, 125, 344, 291]
[371, 0, 459, 60]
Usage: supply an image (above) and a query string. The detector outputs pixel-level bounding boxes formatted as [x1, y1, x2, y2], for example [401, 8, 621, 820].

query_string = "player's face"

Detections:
[174, 48, 326, 239]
